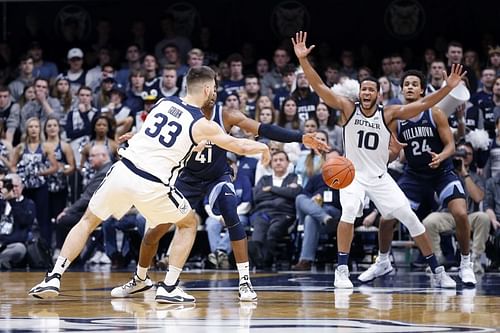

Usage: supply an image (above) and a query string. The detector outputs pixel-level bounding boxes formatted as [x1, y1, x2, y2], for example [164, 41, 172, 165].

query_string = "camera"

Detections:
[452, 158, 463, 170]
[1, 178, 13, 192]
[455, 148, 468, 158]
[452, 148, 468, 171]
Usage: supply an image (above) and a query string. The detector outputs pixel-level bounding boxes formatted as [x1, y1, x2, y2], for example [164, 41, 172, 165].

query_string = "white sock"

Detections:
[461, 253, 471, 263]
[164, 265, 182, 286]
[237, 262, 250, 283]
[136, 265, 148, 280]
[52, 256, 71, 275]
[378, 252, 389, 262]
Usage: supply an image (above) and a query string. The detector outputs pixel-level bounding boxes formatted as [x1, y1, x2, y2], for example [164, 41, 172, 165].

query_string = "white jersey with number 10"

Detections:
[343, 102, 391, 181]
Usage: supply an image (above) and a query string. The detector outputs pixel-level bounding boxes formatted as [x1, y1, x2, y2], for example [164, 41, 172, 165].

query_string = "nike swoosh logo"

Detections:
[224, 193, 233, 196]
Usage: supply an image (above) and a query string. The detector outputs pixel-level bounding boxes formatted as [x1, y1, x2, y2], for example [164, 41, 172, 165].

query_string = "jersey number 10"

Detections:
[357, 130, 379, 150]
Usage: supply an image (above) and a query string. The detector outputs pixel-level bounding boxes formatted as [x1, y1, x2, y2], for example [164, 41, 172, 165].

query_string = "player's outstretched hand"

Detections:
[443, 63, 467, 89]
[118, 132, 134, 144]
[428, 151, 442, 169]
[303, 132, 330, 154]
[291, 31, 315, 59]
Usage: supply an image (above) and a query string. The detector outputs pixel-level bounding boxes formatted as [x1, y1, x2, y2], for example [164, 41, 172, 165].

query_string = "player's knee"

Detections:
[339, 214, 356, 224]
[143, 223, 172, 244]
[217, 185, 238, 227]
[80, 209, 103, 233]
[339, 204, 358, 224]
[217, 185, 246, 241]
[391, 206, 425, 237]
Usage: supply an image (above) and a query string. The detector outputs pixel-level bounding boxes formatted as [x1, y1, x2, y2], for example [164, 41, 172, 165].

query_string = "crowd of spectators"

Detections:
[1, 15, 500, 273]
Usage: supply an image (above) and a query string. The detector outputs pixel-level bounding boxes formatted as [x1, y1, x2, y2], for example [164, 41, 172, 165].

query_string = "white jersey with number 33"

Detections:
[343, 102, 391, 181]
[119, 96, 203, 186]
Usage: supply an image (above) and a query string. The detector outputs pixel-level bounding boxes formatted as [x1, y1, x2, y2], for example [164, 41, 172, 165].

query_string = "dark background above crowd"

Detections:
[1, 0, 499, 71]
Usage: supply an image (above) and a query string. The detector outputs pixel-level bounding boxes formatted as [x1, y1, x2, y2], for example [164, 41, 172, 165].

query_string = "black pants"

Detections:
[24, 185, 50, 244]
[249, 212, 295, 267]
[55, 210, 84, 249]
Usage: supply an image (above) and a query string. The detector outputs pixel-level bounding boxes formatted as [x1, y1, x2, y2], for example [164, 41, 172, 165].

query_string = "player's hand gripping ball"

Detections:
[322, 156, 355, 189]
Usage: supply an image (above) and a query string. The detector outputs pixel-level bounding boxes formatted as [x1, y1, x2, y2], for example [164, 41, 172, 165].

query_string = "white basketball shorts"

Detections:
[88, 160, 191, 227]
[340, 172, 410, 223]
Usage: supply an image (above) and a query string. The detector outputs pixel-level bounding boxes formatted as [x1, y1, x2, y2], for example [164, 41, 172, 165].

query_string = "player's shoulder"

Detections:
[429, 105, 447, 122]
[157, 96, 203, 119]
[193, 117, 216, 131]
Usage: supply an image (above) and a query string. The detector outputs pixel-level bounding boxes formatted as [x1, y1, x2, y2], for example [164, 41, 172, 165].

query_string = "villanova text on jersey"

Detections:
[400, 125, 434, 141]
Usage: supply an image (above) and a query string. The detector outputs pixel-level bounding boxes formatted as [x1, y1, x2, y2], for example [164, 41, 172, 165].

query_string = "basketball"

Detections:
[322, 156, 355, 189]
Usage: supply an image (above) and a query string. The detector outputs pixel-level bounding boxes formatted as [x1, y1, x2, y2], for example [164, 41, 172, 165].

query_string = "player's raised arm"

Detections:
[387, 64, 466, 121]
[292, 31, 353, 113]
[193, 118, 271, 165]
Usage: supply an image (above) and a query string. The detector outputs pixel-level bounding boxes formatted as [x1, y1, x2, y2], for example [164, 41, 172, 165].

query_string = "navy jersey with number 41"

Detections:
[397, 109, 453, 177]
[177, 104, 232, 182]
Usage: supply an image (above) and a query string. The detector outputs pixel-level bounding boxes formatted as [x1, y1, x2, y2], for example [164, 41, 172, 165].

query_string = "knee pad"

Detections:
[390, 205, 425, 237]
[216, 184, 246, 241]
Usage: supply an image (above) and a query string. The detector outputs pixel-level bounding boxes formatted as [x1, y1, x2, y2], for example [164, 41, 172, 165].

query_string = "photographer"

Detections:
[423, 142, 490, 273]
[0, 174, 36, 269]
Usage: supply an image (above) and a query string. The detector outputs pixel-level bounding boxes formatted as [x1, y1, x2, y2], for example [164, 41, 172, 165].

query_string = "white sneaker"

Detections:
[431, 266, 456, 288]
[111, 274, 154, 297]
[87, 251, 103, 264]
[334, 265, 353, 289]
[28, 272, 61, 299]
[155, 281, 196, 303]
[358, 258, 393, 283]
[459, 261, 477, 286]
[238, 282, 257, 301]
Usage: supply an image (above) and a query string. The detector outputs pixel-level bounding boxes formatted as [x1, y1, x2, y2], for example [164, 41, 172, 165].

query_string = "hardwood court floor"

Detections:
[1, 269, 499, 332]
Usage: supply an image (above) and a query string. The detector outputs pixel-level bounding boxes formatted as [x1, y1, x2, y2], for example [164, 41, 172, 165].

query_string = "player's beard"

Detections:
[202, 94, 215, 109]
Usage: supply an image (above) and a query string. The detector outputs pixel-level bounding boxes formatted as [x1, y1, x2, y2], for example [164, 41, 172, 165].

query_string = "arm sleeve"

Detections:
[258, 123, 302, 143]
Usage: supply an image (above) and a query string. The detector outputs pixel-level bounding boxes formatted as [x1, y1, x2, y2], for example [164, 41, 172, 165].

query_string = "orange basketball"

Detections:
[322, 156, 355, 189]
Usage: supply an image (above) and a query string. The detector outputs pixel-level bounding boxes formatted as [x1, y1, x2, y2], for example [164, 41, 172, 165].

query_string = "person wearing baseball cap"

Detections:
[67, 48, 84, 60]
[60, 48, 86, 96]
